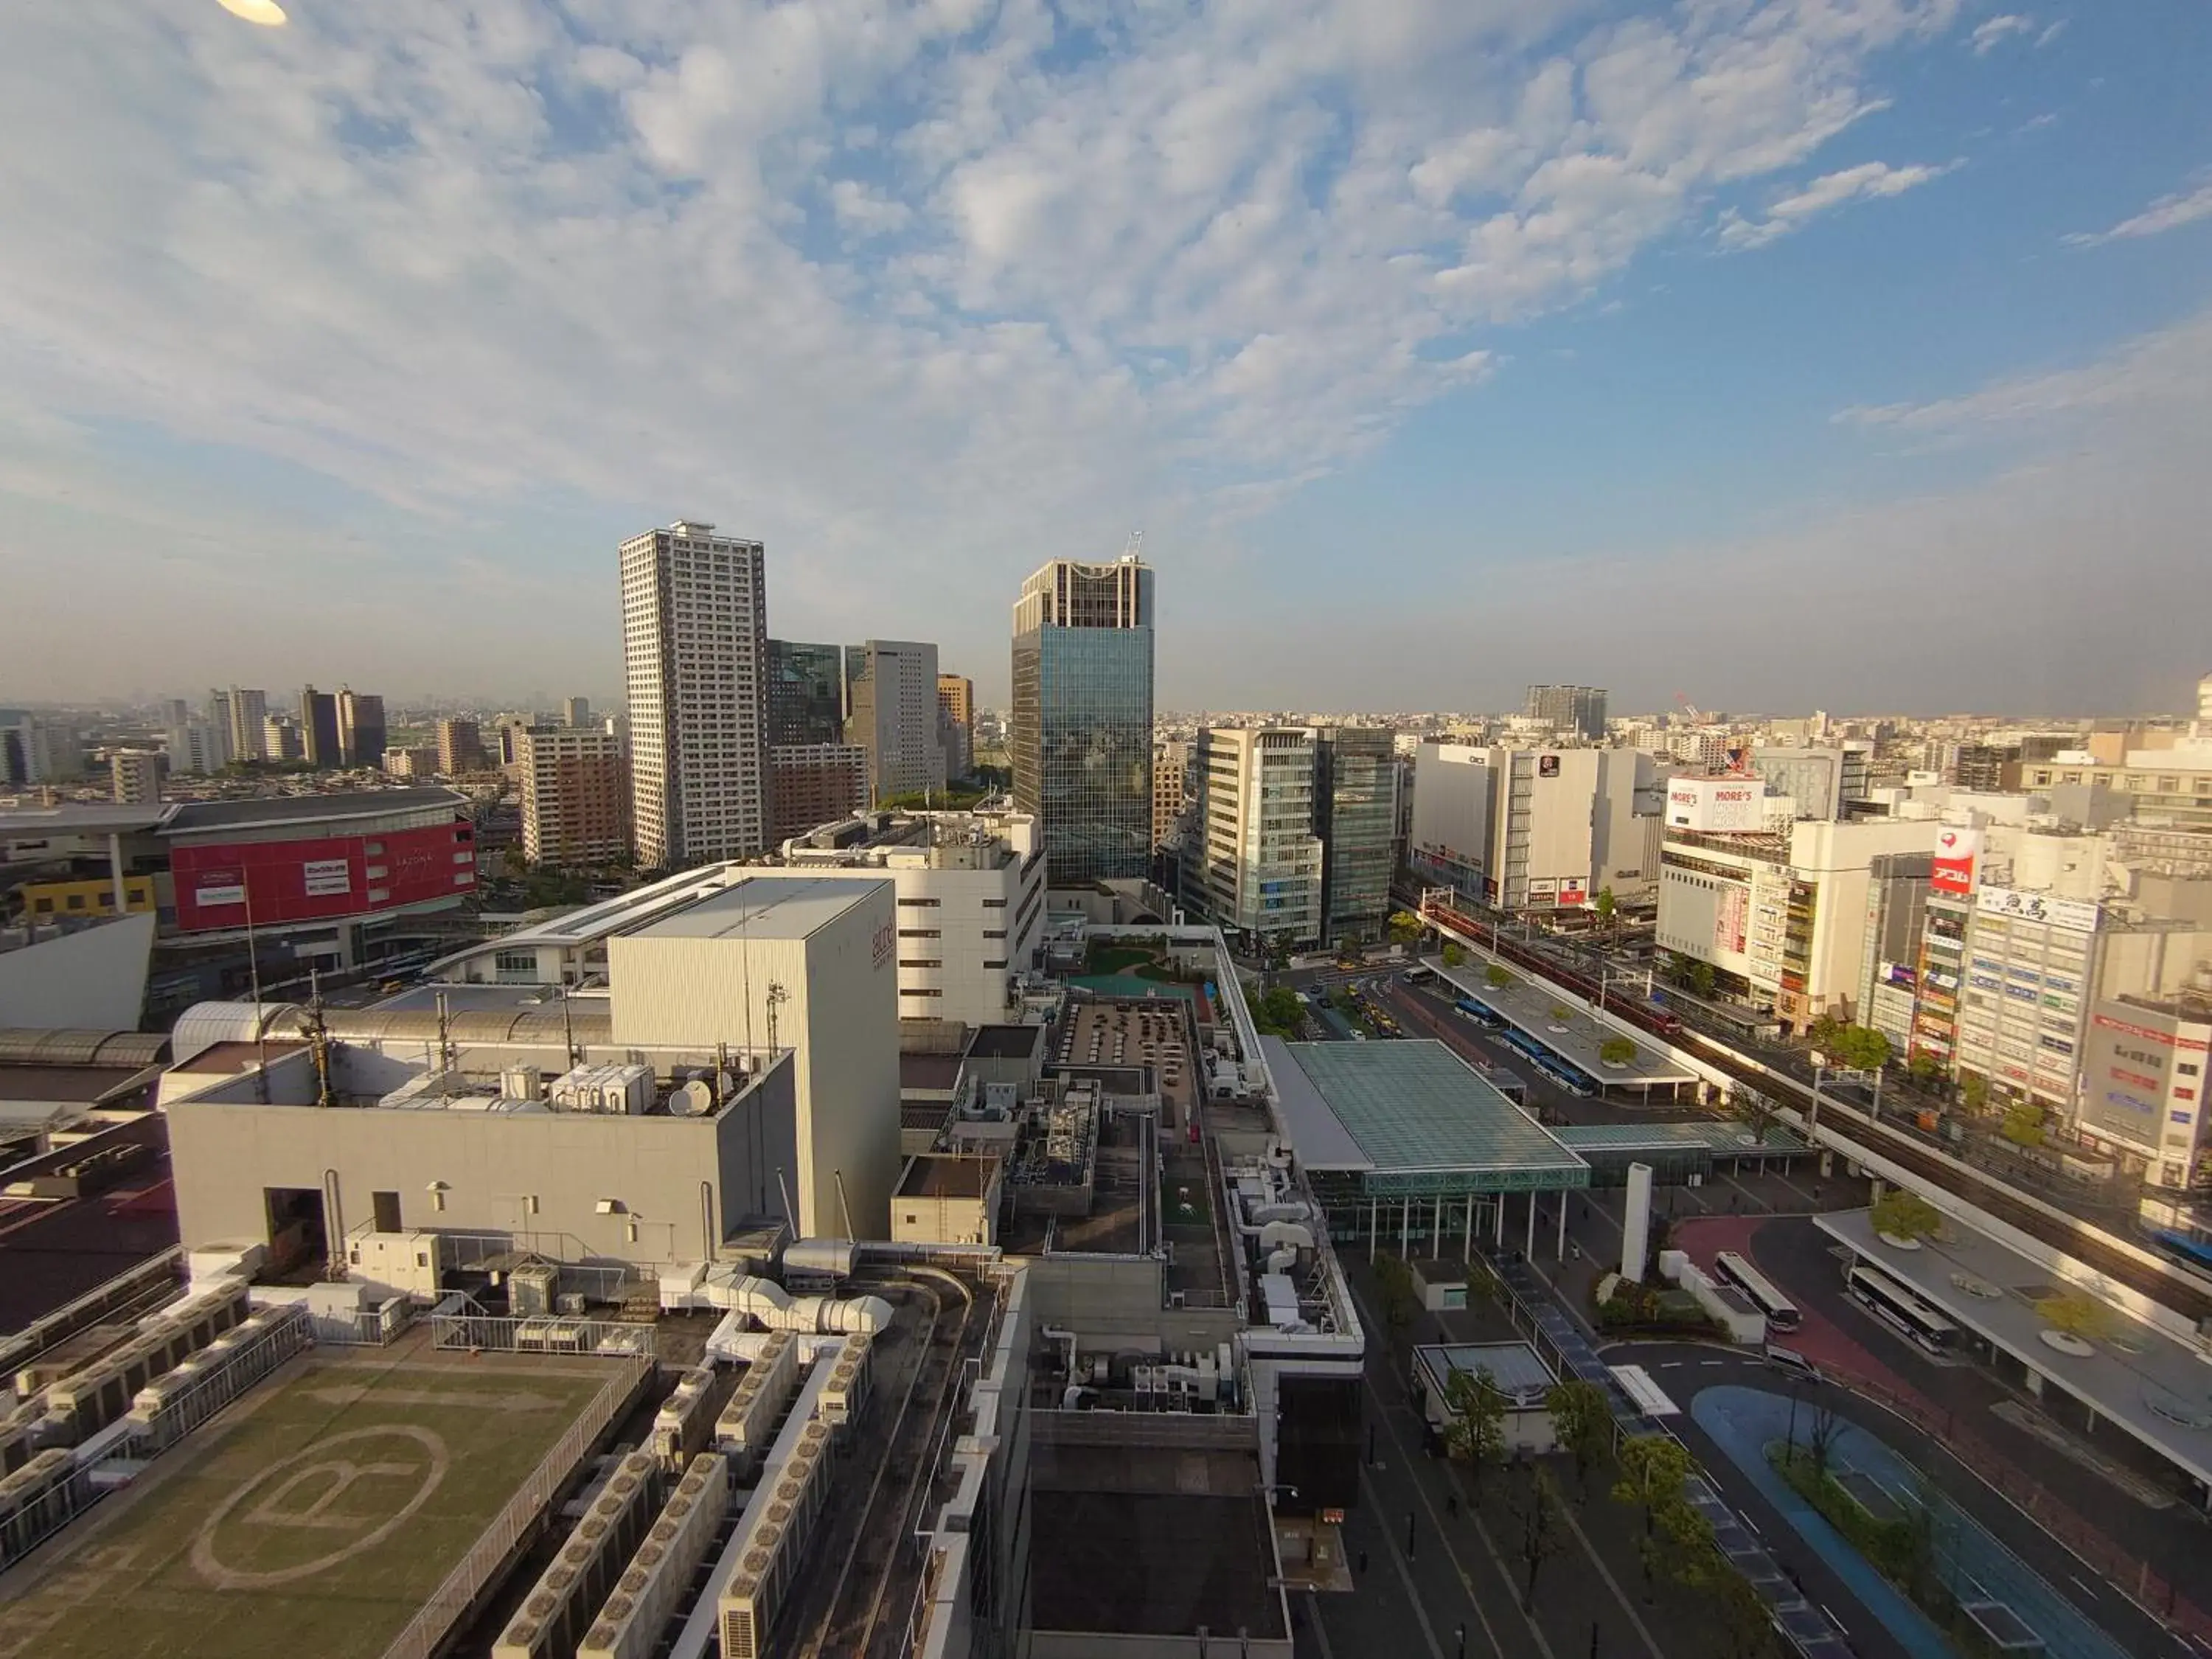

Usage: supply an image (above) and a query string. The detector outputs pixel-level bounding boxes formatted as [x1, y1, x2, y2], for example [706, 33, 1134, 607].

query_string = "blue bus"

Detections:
[1454, 995, 1505, 1029]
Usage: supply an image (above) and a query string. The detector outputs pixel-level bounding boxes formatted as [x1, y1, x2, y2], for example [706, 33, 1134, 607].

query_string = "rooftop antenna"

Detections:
[243, 868, 270, 1104]
[1124, 528, 1144, 559]
[306, 966, 333, 1110]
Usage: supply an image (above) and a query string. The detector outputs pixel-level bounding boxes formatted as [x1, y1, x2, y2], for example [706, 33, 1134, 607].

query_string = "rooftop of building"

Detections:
[1423, 955, 1700, 1088]
[967, 1023, 1046, 1060]
[897, 1152, 998, 1198]
[899, 1051, 964, 1094]
[0, 1115, 177, 1332]
[1413, 1340, 1556, 1406]
[624, 874, 881, 942]
[1028, 1443, 1285, 1641]
[1815, 1207, 2212, 1492]
[1265, 1037, 1592, 1194]
[779, 808, 1035, 869]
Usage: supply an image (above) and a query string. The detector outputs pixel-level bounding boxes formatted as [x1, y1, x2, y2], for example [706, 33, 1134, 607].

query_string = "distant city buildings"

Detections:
[224, 686, 268, 765]
[518, 723, 630, 866]
[846, 639, 945, 801]
[1012, 553, 1155, 885]
[337, 687, 386, 769]
[562, 695, 591, 728]
[937, 672, 975, 781]
[620, 521, 771, 868]
[1411, 743, 1660, 911]
[1151, 737, 1192, 850]
[435, 717, 484, 776]
[1524, 684, 1607, 742]
[299, 685, 341, 769]
[768, 744, 870, 845]
[110, 750, 163, 805]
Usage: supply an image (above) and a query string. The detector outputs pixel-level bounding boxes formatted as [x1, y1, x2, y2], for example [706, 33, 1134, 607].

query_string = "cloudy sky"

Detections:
[1, 0, 2207, 715]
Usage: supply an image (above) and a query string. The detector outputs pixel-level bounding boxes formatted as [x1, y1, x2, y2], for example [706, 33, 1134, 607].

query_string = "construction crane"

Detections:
[1673, 691, 1703, 725]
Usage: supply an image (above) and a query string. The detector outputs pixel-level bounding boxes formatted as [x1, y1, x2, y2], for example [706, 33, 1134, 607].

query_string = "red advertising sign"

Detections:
[1930, 827, 1979, 897]
[1558, 885, 1587, 907]
[171, 820, 473, 932]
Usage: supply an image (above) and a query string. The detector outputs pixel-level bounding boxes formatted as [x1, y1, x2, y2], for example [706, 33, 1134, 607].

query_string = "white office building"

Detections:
[1658, 817, 1938, 1031]
[1184, 728, 1325, 946]
[779, 809, 1047, 1025]
[619, 521, 771, 868]
[1410, 743, 1661, 911]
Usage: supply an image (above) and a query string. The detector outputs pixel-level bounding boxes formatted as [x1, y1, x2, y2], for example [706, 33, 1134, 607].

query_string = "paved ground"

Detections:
[1298, 1262, 1779, 1659]
[1666, 1214, 2212, 1645]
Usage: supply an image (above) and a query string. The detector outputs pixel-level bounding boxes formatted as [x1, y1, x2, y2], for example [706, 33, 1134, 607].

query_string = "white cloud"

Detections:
[2064, 178, 2212, 248]
[1837, 307, 2212, 432]
[1969, 15, 2037, 54]
[1718, 159, 1955, 249]
[0, 0, 1983, 698]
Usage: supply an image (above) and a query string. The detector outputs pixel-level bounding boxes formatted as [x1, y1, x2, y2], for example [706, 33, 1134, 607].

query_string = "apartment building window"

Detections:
[898, 928, 942, 939]
[985, 959, 1007, 970]
[983, 929, 1006, 939]
[902, 988, 943, 999]
[900, 958, 942, 969]
[898, 897, 942, 908]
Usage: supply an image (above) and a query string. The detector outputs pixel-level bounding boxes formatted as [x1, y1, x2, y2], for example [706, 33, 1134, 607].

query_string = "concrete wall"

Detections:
[608, 881, 900, 1238]
[167, 1058, 799, 1269]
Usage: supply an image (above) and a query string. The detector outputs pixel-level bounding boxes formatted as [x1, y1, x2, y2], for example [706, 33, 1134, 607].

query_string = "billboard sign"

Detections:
[302, 858, 352, 897]
[195, 872, 247, 909]
[1557, 883, 1587, 907]
[1717, 884, 1748, 956]
[1538, 754, 1561, 779]
[1930, 827, 1979, 897]
[1975, 884, 2097, 933]
[1666, 776, 1764, 832]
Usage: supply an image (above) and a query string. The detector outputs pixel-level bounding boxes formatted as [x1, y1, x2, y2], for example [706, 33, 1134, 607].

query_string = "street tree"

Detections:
[1517, 1467, 1568, 1611]
[1484, 962, 1514, 990]
[1656, 1497, 1724, 1590]
[2001, 1098, 2047, 1147]
[1870, 1189, 1942, 1243]
[1374, 1253, 1419, 1354]
[1594, 887, 1618, 932]
[1442, 942, 1467, 968]
[1444, 1366, 1509, 1500]
[1612, 1435, 1692, 1540]
[1689, 961, 1717, 998]
[1961, 1072, 1990, 1113]
[1731, 1089, 1778, 1145]
[1543, 1380, 1613, 1498]
[1712, 1561, 1779, 1658]
[1823, 1023, 1891, 1073]
[1388, 910, 1425, 945]
[1907, 1050, 1945, 1087]
[1801, 1399, 1847, 1481]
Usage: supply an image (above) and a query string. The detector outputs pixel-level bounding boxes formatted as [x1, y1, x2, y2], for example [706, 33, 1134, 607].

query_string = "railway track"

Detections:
[1419, 897, 2212, 1329]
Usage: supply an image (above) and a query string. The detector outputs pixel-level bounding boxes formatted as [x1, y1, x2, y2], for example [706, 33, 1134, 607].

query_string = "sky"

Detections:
[1, 0, 2208, 717]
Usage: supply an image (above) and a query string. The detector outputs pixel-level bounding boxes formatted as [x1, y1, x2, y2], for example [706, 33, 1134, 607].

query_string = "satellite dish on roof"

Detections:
[671, 1079, 715, 1117]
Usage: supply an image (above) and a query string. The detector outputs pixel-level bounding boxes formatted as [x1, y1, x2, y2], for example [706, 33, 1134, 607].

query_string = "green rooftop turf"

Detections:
[0, 1350, 610, 1659]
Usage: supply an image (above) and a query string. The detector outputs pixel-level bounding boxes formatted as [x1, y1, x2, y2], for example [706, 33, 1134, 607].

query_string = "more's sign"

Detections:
[1665, 776, 1764, 832]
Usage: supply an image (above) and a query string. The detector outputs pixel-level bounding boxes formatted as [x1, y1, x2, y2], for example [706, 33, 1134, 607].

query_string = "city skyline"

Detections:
[2, 4, 2208, 712]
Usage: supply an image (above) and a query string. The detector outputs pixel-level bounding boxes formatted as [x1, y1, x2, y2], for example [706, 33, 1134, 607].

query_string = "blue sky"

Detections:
[1, 0, 2208, 715]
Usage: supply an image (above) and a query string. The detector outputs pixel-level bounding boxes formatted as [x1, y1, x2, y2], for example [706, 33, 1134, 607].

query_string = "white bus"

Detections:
[1713, 1251, 1801, 1334]
[1846, 1264, 1957, 1353]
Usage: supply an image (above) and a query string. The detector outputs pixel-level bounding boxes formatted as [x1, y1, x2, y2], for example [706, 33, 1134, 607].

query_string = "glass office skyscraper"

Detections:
[768, 641, 848, 746]
[1012, 555, 1155, 886]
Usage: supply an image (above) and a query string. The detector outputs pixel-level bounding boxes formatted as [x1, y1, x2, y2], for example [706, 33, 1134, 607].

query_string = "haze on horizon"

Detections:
[1, 1, 2207, 717]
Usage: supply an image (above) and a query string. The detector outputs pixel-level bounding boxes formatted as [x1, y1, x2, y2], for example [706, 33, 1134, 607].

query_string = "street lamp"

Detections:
[1455, 1623, 1467, 1659]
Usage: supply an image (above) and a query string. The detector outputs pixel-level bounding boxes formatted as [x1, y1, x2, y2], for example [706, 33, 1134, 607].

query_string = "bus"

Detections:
[1712, 1251, 1801, 1334]
[1402, 964, 1436, 987]
[1453, 995, 1504, 1029]
[1846, 1263, 1957, 1353]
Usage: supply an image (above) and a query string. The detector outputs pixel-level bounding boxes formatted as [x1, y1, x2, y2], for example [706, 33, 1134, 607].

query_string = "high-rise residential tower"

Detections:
[1524, 684, 1607, 741]
[1183, 727, 1325, 947]
[563, 696, 592, 729]
[518, 724, 631, 866]
[226, 687, 268, 762]
[337, 688, 386, 769]
[1012, 554, 1155, 886]
[936, 673, 975, 780]
[846, 640, 945, 802]
[619, 521, 771, 868]
[299, 685, 341, 768]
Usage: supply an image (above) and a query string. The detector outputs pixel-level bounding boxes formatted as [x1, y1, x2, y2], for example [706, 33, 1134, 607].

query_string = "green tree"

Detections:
[1870, 1189, 1942, 1243]
[1688, 961, 1718, 998]
[1388, 909, 1425, 945]
[1827, 1023, 1892, 1073]
[1544, 1379, 1614, 1498]
[1594, 886, 1618, 930]
[1549, 1003, 1575, 1024]
[1711, 1561, 1779, 1658]
[1485, 962, 1514, 990]
[1444, 1366, 1508, 1498]
[2036, 1289, 2115, 1341]
[2001, 1099, 2047, 1147]
[1600, 1036, 1639, 1067]
[1613, 1435, 1693, 1540]
[1730, 1089, 1778, 1146]
[1517, 1467, 1568, 1611]
[1442, 941, 1467, 968]
[1907, 1050, 1945, 1087]
[1374, 1253, 1419, 1354]
[1961, 1072, 1990, 1113]
[1655, 1497, 1725, 1590]
[1801, 1398, 1847, 1481]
